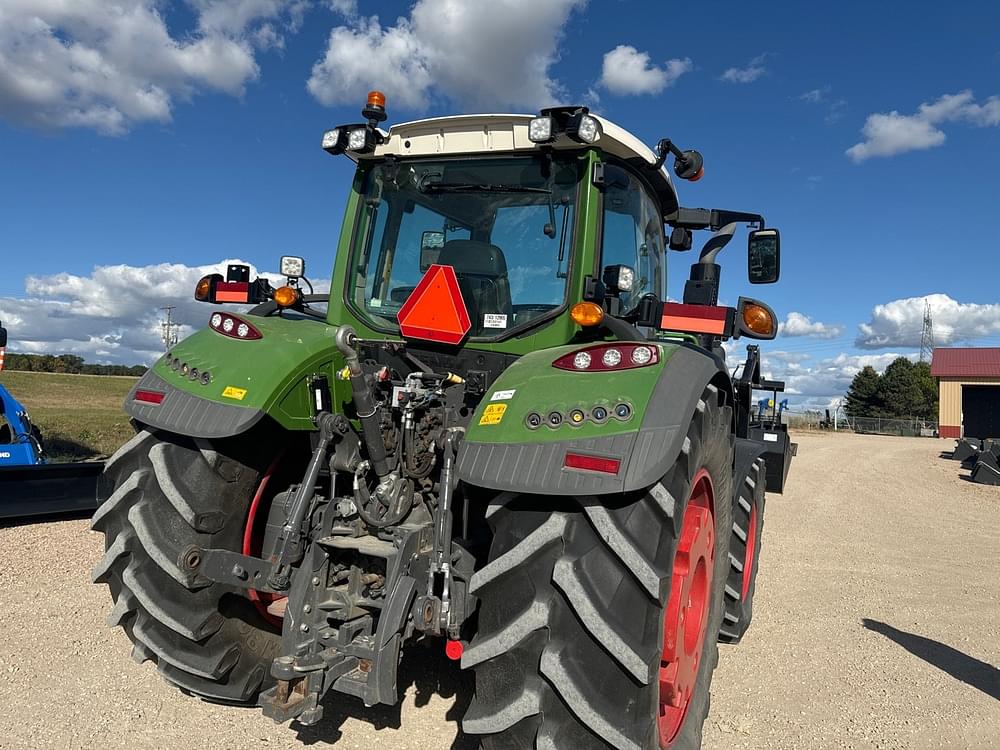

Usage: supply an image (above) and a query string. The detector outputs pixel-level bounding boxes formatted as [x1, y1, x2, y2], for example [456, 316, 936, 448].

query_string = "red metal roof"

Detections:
[930, 348, 1000, 378]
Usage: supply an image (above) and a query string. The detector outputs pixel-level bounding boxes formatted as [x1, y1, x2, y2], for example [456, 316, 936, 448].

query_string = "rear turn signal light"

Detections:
[741, 303, 775, 337]
[272, 285, 300, 308]
[552, 344, 659, 372]
[570, 302, 604, 327]
[564, 453, 621, 475]
[210, 313, 262, 340]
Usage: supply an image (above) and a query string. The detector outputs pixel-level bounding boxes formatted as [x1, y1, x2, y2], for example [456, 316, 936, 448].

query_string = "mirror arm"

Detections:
[666, 207, 765, 232]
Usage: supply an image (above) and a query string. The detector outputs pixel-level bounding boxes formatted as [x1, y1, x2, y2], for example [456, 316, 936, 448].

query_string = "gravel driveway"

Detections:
[1, 432, 997, 749]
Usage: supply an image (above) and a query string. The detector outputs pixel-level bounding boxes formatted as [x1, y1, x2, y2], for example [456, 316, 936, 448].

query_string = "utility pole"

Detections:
[919, 300, 935, 363]
[160, 306, 179, 351]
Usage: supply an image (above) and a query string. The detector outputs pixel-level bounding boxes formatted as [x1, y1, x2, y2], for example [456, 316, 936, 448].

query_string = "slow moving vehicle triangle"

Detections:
[397, 264, 472, 345]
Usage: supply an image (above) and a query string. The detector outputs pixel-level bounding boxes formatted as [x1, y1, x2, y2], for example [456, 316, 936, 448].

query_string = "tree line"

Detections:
[844, 357, 937, 421]
[1, 352, 147, 377]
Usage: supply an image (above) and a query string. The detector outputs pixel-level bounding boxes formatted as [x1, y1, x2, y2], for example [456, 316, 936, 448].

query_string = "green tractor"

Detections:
[92, 93, 790, 749]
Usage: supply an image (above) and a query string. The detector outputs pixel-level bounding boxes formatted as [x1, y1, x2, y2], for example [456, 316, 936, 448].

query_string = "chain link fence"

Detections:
[785, 411, 938, 437]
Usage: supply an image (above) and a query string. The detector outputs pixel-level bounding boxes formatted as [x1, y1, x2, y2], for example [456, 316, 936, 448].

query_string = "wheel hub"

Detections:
[658, 469, 715, 747]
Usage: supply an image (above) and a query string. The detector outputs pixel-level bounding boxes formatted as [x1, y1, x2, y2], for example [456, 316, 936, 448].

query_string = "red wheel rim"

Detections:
[741, 502, 757, 599]
[658, 468, 715, 748]
[243, 453, 286, 629]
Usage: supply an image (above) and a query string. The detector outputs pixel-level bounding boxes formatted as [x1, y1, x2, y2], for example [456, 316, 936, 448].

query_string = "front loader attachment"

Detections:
[0, 461, 104, 520]
[951, 438, 981, 463]
[970, 443, 1000, 486]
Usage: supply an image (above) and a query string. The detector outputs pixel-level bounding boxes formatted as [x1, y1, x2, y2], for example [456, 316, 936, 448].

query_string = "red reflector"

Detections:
[215, 281, 250, 303]
[564, 453, 621, 475]
[659, 302, 729, 336]
[135, 389, 165, 405]
[445, 639, 464, 661]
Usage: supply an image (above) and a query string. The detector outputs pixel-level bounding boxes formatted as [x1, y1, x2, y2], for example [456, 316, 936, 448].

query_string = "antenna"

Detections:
[160, 306, 179, 351]
[919, 300, 935, 363]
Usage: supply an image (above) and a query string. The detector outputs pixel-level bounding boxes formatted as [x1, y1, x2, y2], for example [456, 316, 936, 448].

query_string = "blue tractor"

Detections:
[0, 322, 104, 519]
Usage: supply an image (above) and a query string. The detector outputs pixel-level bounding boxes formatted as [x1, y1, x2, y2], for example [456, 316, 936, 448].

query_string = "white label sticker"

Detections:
[483, 313, 508, 328]
[491, 389, 516, 401]
[763, 433, 778, 442]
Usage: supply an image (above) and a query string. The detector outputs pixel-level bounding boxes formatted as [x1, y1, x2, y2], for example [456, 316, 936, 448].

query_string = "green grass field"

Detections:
[1, 371, 137, 461]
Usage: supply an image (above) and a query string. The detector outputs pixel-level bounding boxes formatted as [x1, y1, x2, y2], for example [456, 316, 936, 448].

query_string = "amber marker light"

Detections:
[742, 303, 775, 336]
[367, 90, 386, 109]
[571, 301, 604, 327]
[273, 285, 300, 308]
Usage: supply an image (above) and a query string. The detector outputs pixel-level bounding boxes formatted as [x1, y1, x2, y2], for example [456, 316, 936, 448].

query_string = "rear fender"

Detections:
[125, 316, 343, 439]
[457, 343, 731, 495]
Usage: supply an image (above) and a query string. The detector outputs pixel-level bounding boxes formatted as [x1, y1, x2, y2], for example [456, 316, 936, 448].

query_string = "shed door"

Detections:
[961, 385, 1000, 439]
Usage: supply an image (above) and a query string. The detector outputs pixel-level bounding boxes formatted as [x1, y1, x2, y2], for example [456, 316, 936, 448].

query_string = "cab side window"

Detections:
[601, 167, 664, 312]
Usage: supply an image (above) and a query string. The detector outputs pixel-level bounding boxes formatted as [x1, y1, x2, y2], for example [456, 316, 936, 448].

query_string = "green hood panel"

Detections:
[151, 315, 343, 431]
[465, 343, 679, 445]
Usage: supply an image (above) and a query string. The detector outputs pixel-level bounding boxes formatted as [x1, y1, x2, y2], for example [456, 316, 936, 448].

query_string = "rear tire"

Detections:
[718, 458, 765, 645]
[91, 428, 281, 703]
[463, 386, 733, 749]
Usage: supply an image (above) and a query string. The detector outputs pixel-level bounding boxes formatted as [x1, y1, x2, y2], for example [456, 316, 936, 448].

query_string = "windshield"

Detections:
[350, 155, 580, 338]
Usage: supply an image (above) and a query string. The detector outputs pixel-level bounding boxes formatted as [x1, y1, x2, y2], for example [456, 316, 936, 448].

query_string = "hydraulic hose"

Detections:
[353, 461, 413, 528]
[335, 326, 391, 478]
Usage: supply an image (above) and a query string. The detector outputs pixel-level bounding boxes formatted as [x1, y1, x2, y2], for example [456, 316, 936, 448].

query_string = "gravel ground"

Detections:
[1, 432, 998, 750]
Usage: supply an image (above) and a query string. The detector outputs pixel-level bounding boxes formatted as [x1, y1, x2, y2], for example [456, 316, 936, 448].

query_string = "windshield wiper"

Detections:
[418, 182, 552, 195]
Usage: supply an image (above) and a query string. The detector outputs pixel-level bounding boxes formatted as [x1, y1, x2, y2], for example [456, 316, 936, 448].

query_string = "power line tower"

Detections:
[919, 300, 935, 363]
[160, 306, 179, 351]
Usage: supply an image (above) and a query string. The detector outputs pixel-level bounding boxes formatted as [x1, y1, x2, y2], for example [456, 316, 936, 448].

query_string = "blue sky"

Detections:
[1, 0, 999, 408]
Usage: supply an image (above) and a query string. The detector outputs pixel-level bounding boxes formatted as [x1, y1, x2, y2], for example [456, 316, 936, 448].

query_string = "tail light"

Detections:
[552, 343, 659, 372]
[210, 313, 262, 340]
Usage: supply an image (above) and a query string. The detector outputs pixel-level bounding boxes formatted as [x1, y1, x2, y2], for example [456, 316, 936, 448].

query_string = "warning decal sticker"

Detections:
[479, 403, 507, 425]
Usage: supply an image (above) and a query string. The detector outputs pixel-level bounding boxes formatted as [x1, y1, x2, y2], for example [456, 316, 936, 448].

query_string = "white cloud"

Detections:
[0, 0, 303, 135]
[307, 0, 586, 112]
[598, 45, 692, 96]
[856, 293, 1000, 349]
[0, 260, 327, 365]
[720, 54, 767, 84]
[847, 90, 1000, 162]
[799, 85, 847, 122]
[778, 311, 844, 339]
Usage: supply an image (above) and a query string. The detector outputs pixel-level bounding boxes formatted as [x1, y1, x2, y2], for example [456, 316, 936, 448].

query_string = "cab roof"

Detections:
[352, 113, 680, 215]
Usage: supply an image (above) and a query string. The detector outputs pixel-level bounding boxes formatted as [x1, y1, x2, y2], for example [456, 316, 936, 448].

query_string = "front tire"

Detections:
[91, 429, 281, 703]
[463, 385, 733, 749]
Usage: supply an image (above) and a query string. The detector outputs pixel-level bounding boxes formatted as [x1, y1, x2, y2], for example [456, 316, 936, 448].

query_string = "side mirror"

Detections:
[0, 323, 7, 348]
[420, 230, 445, 271]
[748, 229, 780, 284]
[280, 255, 305, 278]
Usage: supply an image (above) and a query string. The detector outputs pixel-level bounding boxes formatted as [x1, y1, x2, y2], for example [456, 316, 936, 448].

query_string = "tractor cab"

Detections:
[313, 94, 783, 361]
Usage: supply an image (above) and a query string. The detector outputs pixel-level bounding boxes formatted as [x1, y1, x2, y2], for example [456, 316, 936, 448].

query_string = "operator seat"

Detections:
[437, 240, 512, 331]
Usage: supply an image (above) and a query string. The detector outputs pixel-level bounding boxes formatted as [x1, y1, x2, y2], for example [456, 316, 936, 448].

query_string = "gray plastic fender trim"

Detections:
[456, 346, 728, 495]
[621, 345, 730, 491]
[124, 371, 265, 439]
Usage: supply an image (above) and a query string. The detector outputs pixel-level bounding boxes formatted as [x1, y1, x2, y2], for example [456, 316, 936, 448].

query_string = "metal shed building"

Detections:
[930, 347, 1000, 439]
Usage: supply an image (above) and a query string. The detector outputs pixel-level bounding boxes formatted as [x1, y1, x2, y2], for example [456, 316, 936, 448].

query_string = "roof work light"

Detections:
[529, 106, 602, 145]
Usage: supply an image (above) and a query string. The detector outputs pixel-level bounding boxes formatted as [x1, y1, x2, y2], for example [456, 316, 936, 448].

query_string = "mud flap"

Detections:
[0, 461, 104, 520]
